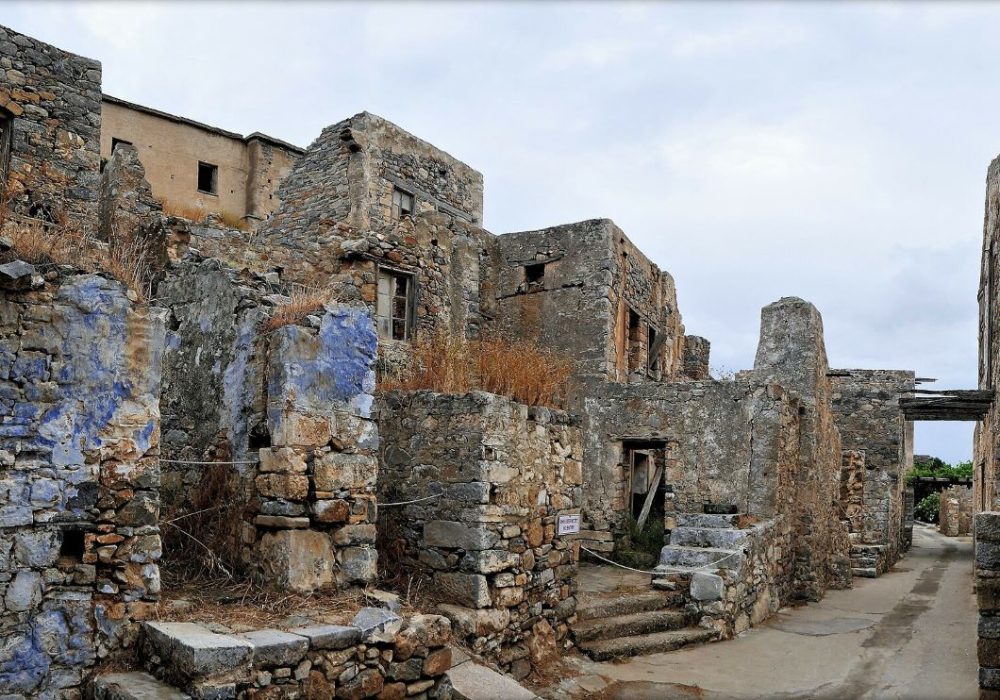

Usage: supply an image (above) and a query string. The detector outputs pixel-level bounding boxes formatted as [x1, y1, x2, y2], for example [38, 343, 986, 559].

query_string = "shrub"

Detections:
[915, 493, 941, 523]
[379, 331, 575, 408]
[612, 515, 664, 570]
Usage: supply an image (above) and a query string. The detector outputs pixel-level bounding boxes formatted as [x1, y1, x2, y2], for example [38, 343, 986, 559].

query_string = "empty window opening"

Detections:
[376, 268, 414, 341]
[391, 187, 414, 220]
[111, 137, 132, 153]
[627, 310, 646, 375]
[525, 263, 545, 287]
[59, 529, 85, 562]
[647, 326, 659, 372]
[197, 161, 218, 194]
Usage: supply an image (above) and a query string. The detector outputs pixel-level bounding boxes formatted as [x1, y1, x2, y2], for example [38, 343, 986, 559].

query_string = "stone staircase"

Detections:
[655, 513, 747, 580]
[573, 587, 716, 660]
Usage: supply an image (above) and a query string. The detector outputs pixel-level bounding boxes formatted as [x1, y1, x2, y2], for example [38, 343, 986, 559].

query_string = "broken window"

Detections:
[376, 268, 414, 341]
[391, 187, 414, 220]
[111, 137, 132, 153]
[197, 161, 218, 194]
[0, 111, 12, 202]
[524, 262, 545, 287]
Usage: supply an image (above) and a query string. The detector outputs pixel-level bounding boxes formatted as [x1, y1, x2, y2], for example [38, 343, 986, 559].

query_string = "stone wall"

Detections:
[977, 155, 1000, 514]
[0, 25, 102, 236]
[682, 517, 793, 639]
[254, 307, 379, 591]
[494, 219, 686, 389]
[0, 269, 165, 697]
[752, 297, 852, 599]
[376, 391, 581, 678]
[977, 513, 1000, 697]
[582, 379, 800, 533]
[840, 450, 865, 536]
[135, 609, 452, 700]
[682, 335, 711, 380]
[831, 369, 915, 574]
[940, 484, 973, 537]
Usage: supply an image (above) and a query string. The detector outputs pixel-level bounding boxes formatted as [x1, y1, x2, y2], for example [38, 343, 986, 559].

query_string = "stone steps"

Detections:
[656, 544, 744, 573]
[92, 672, 190, 700]
[669, 525, 750, 549]
[573, 609, 691, 643]
[675, 513, 742, 529]
[577, 627, 719, 661]
[576, 590, 682, 621]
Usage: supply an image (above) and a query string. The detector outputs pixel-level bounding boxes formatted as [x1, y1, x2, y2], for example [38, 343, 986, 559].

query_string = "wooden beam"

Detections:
[635, 466, 664, 531]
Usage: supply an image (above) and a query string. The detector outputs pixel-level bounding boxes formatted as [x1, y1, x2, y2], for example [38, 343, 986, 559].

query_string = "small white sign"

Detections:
[557, 514, 581, 535]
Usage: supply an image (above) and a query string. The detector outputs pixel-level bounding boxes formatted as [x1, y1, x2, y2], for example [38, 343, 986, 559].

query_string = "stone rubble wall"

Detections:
[137, 609, 452, 700]
[0, 269, 165, 697]
[840, 450, 865, 536]
[677, 517, 793, 639]
[940, 484, 974, 537]
[376, 390, 581, 678]
[976, 155, 1000, 514]
[831, 369, 915, 573]
[682, 335, 711, 380]
[977, 513, 1000, 698]
[0, 25, 102, 236]
[253, 307, 379, 592]
[752, 297, 853, 599]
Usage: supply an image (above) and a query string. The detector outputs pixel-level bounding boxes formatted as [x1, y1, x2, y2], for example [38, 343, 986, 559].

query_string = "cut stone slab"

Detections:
[353, 606, 403, 638]
[573, 609, 690, 643]
[669, 526, 750, 549]
[577, 627, 719, 661]
[576, 591, 681, 621]
[448, 659, 537, 700]
[142, 622, 253, 678]
[675, 513, 742, 529]
[287, 624, 361, 650]
[689, 572, 725, 602]
[93, 672, 190, 700]
[657, 545, 744, 573]
[238, 629, 309, 667]
[0, 260, 36, 291]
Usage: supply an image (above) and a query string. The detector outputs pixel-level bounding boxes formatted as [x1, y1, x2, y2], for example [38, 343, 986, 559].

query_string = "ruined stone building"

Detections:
[0, 24, 928, 699]
[101, 96, 303, 227]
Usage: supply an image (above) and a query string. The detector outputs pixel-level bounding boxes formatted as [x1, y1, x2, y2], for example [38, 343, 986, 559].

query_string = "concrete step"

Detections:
[852, 567, 878, 578]
[577, 627, 719, 661]
[675, 513, 741, 529]
[669, 526, 750, 549]
[573, 609, 691, 643]
[657, 545, 744, 572]
[576, 591, 683, 621]
[93, 672, 190, 700]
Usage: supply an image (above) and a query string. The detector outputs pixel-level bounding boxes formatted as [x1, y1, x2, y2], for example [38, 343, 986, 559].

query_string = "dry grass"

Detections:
[160, 200, 206, 223]
[260, 286, 333, 333]
[216, 210, 249, 231]
[380, 331, 575, 408]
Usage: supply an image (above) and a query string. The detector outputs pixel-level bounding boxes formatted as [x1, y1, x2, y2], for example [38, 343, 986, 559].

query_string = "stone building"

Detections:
[0, 21, 938, 696]
[100, 95, 303, 227]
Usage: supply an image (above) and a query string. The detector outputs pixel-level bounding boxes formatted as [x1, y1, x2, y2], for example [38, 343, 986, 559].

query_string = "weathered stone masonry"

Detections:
[0, 271, 165, 697]
[377, 391, 581, 678]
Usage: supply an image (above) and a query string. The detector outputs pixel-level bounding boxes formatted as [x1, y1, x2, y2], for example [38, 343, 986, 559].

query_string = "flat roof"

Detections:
[102, 94, 306, 154]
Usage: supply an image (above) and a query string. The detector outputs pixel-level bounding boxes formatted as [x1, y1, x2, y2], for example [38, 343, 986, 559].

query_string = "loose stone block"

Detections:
[143, 622, 253, 678]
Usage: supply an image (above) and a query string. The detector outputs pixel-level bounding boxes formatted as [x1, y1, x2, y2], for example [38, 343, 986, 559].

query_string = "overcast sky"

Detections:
[4, 1, 993, 463]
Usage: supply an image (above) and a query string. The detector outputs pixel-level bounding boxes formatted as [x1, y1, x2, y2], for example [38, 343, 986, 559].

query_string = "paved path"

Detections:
[545, 524, 977, 699]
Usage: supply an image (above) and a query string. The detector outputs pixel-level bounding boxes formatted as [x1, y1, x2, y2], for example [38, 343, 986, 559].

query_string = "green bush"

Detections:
[613, 515, 664, 570]
[907, 456, 973, 483]
[915, 492, 941, 523]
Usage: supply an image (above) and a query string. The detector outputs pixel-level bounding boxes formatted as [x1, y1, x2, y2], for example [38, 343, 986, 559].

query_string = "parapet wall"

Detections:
[0, 269, 165, 697]
[376, 390, 582, 678]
